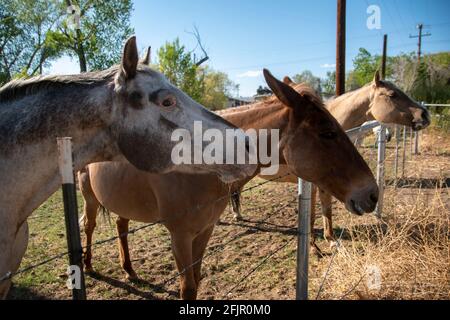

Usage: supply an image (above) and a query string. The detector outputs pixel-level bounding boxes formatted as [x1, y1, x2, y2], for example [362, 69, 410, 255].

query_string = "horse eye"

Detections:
[385, 91, 396, 98]
[161, 96, 176, 107]
[320, 131, 337, 139]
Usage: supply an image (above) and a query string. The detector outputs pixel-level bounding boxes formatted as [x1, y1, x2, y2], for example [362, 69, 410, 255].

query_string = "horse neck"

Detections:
[326, 85, 373, 130]
[0, 84, 119, 222]
[221, 101, 289, 167]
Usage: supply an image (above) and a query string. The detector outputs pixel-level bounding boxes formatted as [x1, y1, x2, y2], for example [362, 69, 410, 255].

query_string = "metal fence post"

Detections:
[413, 102, 426, 155]
[394, 125, 399, 188]
[57, 137, 87, 300]
[401, 125, 407, 178]
[409, 127, 413, 156]
[296, 178, 311, 300]
[413, 131, 419, 155]
[376, 126, 386, 218]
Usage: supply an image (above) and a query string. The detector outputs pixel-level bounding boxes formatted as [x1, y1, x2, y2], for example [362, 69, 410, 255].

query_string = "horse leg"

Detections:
[318, 189, 337, 249]
[78, 168, 99, 273]
[115, 217, 138, 280]
[0, 218, 25, 299]
[309, 185, 322, 256]
[0, 236, 13, 299]
[192, 225, 215, 288]
[231, 191, 242, 220]
[171, 232, 197, 300]
[11, 221, 29, 274]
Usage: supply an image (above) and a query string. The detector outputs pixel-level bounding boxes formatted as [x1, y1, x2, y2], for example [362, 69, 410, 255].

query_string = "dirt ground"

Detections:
[7, 128, 449, 300]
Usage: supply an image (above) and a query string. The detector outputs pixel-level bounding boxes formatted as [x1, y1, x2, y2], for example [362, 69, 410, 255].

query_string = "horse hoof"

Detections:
[310, 245, 323, 257]
[84, 266, 95, 274]
[234, 214, 243, 221]
[126, 272, 139, 281]
[329, 241, 339, 250]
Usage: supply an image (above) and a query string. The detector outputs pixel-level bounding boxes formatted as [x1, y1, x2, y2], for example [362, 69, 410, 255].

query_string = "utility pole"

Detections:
[336, 0, 346, 96]
[381, 34, 388, 79]
[409, 24, 431, 64]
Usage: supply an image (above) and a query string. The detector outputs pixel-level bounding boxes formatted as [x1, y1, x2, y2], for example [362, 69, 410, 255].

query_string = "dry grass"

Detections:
[310, 186, 449, 300]
[6, 128, 450, 300]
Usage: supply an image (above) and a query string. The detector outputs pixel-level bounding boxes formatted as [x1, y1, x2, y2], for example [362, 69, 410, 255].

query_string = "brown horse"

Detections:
[79, 70, 378, 299]
[0, 37, 255, 298]
[232, 72, 430, 252]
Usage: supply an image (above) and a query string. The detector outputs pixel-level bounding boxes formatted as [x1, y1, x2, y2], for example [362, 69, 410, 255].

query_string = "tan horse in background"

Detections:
[232, 71, 430, 253]
[79, 70, 378, 300]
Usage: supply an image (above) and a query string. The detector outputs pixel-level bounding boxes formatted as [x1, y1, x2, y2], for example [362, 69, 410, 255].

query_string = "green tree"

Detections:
[389, 52, 417, 93]
[51, 0, 134, 72]
[412, 53, 450, 103]
[0, 0, 63, 84]
[199, 68, 236, 111]
[256, 85, 271, 96]
[157, 38, 205, 101]
[350, 48, 379, 86]
[322, 71, 336, 96]
[347, 48, 395, 89]
[293, 70, 321, 93]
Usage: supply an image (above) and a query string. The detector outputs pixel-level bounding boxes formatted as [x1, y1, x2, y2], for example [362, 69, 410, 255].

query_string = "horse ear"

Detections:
[373, 70, 381, 87]
[264, 69, 308, 117]
[140, 46, 151, 65]
[283, 76, 295, 86]
[121, 36, 139, 79]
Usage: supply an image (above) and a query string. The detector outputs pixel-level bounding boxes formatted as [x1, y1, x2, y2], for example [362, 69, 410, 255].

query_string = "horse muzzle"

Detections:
[345, 184, 379, 215]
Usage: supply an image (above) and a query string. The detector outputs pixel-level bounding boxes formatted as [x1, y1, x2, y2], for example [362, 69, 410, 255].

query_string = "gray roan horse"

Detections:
[79, 70, 379, 300]
[232, 72, 430, 253]
[0, 37, 255, 298]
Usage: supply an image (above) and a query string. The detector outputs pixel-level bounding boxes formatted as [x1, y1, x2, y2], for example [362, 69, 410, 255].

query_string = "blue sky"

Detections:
[49, 0, 450, 97]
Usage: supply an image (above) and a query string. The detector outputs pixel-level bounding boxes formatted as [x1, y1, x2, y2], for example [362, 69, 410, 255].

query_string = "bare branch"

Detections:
[186, 25, 209, 66]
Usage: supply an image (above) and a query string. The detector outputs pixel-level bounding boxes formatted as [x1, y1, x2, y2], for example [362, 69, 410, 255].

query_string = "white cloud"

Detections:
[237, 70, 263, 78]
[320, 63, 336, 68]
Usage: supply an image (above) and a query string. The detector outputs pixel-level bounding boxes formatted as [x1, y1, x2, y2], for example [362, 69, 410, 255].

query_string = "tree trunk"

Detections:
[76, 29, 87, 73]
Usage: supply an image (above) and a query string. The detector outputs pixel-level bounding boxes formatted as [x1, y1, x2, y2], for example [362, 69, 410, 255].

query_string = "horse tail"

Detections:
[98, 204, 112, 227]
[79, 214, 86, 228]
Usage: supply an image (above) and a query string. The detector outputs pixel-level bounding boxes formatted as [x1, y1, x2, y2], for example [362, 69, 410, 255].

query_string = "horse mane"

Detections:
[283, 82, 324, 107]
[0, 65, 156, 103]
[330, 79, 400, 105]
[216, 100, 266, 116]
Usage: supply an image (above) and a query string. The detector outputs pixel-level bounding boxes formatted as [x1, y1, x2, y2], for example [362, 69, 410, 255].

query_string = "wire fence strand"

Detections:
[0, 173, 292, 284]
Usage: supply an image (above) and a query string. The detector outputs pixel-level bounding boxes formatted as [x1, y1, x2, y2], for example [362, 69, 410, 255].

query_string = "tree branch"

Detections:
[186, 25, 209, 67]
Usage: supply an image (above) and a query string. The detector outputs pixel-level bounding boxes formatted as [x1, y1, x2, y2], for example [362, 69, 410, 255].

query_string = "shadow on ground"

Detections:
[86, 271, 179, 300]
[386, 177, 450, 189]
[7, 284, 51, 300]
